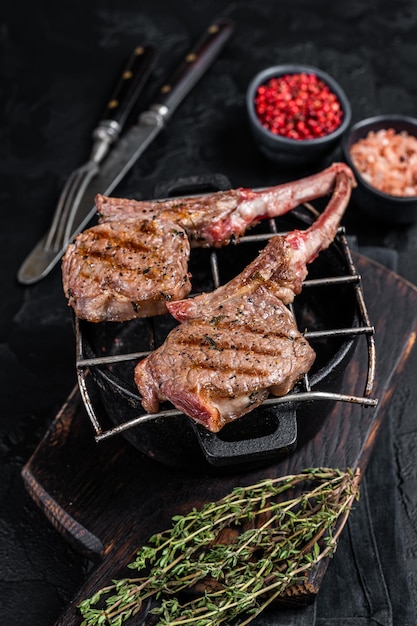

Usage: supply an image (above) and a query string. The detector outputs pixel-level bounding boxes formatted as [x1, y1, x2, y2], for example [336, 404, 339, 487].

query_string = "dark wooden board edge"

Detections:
[21, 388, 105, 558]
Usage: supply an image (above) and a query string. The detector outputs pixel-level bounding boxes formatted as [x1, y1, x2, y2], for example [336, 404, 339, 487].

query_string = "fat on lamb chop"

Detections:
[62, 162, 354, 323]
[134, 169, 354, 433]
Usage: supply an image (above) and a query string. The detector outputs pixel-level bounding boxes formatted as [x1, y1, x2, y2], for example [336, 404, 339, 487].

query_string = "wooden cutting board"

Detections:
[22, 254, 417, 625]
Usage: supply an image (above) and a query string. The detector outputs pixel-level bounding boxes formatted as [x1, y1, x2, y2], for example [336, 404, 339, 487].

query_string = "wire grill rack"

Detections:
[75, 204, 378, 443]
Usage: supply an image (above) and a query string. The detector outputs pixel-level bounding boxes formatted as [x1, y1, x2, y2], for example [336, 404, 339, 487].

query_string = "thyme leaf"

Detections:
[78, 467, 360, 626]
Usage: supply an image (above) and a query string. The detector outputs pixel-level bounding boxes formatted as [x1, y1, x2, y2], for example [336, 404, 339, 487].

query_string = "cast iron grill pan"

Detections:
[75, 178, 377, 471]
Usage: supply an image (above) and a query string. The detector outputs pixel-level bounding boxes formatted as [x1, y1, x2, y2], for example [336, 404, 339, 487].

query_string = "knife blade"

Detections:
[17, 18, 235, 285]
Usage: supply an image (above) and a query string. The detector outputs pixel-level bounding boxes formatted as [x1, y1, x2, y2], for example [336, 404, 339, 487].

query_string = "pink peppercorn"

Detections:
[254, 72, 343, 140]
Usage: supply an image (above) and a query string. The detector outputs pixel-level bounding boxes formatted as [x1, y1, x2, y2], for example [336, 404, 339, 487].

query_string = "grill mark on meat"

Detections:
[80, 222, 185, 257]
[171, 349, 307, 377]
[62, 218, 191, 322]
[77, 226, 187, 283]
[174, 327, 297, 353]
[79, 243, 151, 267]
[79, 245, 174, 275]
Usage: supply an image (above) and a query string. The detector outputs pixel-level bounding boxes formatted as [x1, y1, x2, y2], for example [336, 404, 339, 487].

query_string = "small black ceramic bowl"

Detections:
[342, 115, 417, 224]
[246, 64, 351, 166]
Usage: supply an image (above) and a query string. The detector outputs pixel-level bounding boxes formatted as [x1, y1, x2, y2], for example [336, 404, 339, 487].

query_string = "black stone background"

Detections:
[1, 0, 417, 624]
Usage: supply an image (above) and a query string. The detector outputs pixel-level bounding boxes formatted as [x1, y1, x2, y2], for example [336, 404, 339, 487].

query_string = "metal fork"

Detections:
[44, 44, 157, 254]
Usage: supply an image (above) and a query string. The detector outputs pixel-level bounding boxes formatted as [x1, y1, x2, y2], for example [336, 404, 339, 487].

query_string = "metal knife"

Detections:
[17, 18, 235, 285]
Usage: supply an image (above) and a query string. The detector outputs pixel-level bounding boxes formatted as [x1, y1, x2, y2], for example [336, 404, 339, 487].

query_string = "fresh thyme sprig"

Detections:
[78, 467, 360, 626]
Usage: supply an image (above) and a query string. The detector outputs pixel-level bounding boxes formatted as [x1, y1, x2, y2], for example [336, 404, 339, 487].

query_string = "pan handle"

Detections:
[192, 402, 298, 467]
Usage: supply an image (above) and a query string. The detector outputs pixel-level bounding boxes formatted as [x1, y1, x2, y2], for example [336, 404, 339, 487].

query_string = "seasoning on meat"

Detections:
[349, 128, 417, 196]
[134, 170, 354, 432]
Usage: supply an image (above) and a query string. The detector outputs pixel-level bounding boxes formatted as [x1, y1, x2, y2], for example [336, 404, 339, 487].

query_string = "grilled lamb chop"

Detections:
[96, 162, 352, 247]
[62, 163, 354, 323]
[135, 284, 316, 432]
[134, 170, 353, 432]
[62, 218, 191, 322]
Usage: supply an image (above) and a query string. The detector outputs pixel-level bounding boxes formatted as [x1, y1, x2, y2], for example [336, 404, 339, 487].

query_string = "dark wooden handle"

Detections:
[156, 18, 234, 117]
[101, 44, 157, 128]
